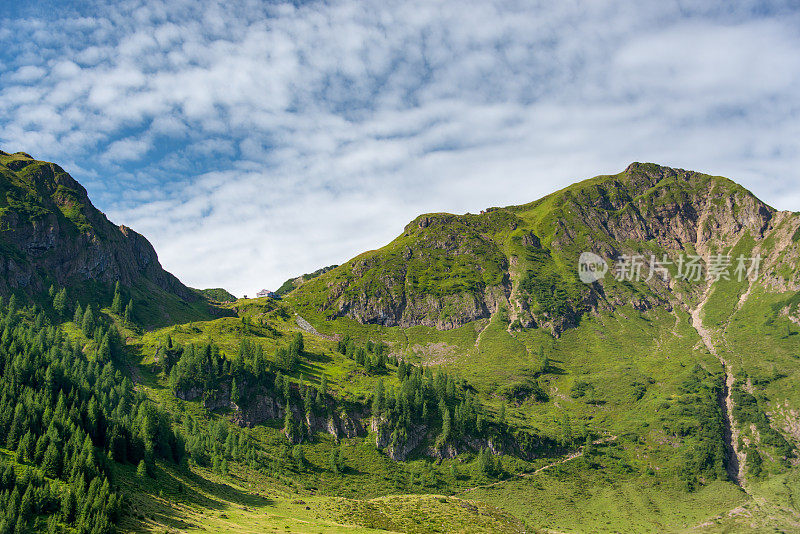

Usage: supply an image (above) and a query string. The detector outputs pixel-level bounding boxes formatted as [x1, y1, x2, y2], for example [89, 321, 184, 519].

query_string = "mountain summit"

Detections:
[287, 162, 798, 335]
[0, 150, 202, 322]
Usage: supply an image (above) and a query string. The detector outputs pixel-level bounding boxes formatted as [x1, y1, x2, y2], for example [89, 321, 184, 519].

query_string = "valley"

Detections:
[1, 152, 800, 533]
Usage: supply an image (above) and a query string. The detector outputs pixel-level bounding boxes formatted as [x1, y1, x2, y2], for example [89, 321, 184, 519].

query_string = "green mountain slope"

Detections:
[2, 158, 800, 533]
[289, 162, 787, 337]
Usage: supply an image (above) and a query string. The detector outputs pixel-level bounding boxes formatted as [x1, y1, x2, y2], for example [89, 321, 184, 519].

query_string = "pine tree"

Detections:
[111, 281, 122, 314]
[49, 284, 55, 298]
[82, 304, 95, 337]
[53, 288, 68, 317]
[137, 459, 147, 479]
[230, 378, 240, 406]
[124, 299, 134, 325]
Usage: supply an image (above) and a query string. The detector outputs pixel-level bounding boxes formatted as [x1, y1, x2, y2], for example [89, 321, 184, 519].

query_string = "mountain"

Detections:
[0, 150, 214, 325]
[289, 162, 797, 335]
[2, 156, 800, 534]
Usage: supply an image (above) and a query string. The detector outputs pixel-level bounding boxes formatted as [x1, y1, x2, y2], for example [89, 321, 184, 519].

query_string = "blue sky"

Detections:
[1, 0, 799, 295]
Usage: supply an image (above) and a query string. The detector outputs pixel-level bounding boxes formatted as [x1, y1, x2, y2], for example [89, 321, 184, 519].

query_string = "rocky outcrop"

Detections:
[386, 424, 428, 461]
[0, 152, 194, 300]
[370, 416, 429, 461]
[225, 387, 365, 442]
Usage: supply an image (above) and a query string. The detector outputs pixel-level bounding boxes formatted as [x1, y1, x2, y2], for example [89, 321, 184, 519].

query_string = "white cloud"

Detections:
[1, 0, 799, 296]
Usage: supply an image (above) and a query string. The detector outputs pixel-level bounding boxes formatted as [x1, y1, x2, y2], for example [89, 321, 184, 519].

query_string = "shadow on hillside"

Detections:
[543, 358, 567, 376]
[304, 350, 333, 364]
[116, 456, 277, 532]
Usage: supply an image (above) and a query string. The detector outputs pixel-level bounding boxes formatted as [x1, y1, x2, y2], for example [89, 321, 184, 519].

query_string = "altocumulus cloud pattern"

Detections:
[1, 0, 799, 294]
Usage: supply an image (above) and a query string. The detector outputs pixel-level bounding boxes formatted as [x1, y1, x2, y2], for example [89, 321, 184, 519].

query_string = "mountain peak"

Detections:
[289, 163, 794, 335]
[0, 152, 200, 323]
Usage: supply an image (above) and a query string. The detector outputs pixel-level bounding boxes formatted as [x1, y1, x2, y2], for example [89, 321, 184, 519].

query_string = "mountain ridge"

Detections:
[0, 150, 214, 326]
[287, 162, 797, 337]
[1, 152, 800, 533]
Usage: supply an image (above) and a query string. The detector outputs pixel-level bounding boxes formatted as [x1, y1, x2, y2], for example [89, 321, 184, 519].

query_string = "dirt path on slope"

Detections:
[689, 284, 745, 487]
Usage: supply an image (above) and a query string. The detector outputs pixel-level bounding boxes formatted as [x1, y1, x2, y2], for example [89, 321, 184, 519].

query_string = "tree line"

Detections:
[0, 294, 180, 533]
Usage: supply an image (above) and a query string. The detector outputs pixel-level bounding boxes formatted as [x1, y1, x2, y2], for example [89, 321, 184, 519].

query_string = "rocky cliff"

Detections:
[0, 151, 194, 301]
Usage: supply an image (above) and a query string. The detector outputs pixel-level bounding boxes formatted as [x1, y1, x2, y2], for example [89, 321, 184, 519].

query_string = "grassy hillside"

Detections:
[2, 161, 800, 533]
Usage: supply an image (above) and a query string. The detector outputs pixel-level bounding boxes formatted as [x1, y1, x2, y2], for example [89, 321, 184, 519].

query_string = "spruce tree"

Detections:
[82, 304, 95, 337]
[136, 459, 147, 479]
[73, 302, 83, 324]
[284, 403, 296, 442]
[538, 346, 549, 374]
[15, 431, 33, 463]
[111, 282, 122, 314]
[43, 443, 61, 478]
[320, 374, 328, 394]
[99, 333, 111, 363]
[372, 380, 385, 416]
[328, 448, 341, 473]
[561, 412, 573, 446]
[230, 378, 240, 406]
[292, 445, 306, 469]
[582, 435, 595, 468]
[440, 407, 451, 444]
[61, 489, 76, 524]
[124, 299, 134, 325]
[19, 485, 34, 519]
[53, 288, 67, 317]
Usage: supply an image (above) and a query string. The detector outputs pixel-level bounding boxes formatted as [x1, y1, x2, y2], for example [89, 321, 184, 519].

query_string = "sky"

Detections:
[1, 0, 799, 296]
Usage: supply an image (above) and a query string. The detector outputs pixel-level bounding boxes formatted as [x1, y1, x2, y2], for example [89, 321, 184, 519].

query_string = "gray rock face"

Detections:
[226, 387, 365, 442]
[0, 153, 193, 299]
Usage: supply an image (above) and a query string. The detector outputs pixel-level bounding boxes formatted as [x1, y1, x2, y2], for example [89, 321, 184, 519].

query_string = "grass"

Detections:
[471, 464, 745, 533]
[5, 158, 800, 532]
